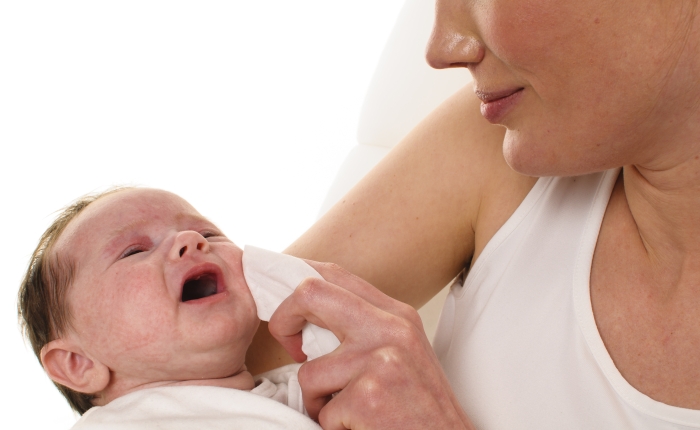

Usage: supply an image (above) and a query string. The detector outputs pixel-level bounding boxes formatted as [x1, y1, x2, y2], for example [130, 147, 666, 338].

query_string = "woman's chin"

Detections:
[503, 131, 609, 178]
[503, 133, 558, 177]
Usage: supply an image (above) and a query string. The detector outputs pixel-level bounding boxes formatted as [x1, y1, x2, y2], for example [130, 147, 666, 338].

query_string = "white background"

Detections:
[0, 1, 405, 427]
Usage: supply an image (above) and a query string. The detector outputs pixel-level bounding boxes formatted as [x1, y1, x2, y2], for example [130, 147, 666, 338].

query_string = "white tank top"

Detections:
[433, 169, 700, 429]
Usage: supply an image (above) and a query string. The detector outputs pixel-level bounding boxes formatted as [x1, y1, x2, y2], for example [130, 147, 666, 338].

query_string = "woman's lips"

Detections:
[476, 88, 524, 124]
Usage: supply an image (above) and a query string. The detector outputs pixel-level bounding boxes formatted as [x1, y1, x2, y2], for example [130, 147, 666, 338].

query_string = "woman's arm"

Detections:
[288, 85, 520, 306]
[247, 86, 535, 374]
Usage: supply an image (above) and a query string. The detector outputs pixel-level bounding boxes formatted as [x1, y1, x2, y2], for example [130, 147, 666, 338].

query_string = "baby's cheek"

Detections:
[89, 287, 173, 365]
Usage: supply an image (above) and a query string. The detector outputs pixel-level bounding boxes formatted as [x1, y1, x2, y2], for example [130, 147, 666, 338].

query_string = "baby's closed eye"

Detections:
[200, 229, 228, 242]
[120, 246, 146, 259]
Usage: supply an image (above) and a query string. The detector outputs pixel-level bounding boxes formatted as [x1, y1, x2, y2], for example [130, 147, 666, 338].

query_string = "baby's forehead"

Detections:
[55, 188, 202, 256]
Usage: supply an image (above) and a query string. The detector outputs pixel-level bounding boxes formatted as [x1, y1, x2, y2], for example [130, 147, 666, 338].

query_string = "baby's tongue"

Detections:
[181, 275, 217, 302]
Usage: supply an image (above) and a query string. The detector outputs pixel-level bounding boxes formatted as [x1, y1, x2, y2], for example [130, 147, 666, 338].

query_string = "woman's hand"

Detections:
[268, 261, 475, 430]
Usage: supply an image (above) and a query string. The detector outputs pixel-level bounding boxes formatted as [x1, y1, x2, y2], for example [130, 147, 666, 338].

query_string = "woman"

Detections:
[248, 0, 700, 428]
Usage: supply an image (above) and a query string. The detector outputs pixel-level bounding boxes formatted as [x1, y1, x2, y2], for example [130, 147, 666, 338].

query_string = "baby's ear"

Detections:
[41, 338, 110, 395]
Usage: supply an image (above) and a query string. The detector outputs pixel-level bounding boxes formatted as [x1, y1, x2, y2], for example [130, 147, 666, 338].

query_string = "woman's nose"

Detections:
[425, 0, 484, 69]
[169, 231, 210, 260]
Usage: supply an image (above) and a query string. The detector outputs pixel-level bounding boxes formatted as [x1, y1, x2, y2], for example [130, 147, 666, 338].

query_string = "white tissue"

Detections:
[242, 245, 341, 361]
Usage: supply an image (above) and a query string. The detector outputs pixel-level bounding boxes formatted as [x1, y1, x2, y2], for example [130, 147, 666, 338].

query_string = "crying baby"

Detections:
[18, 187, 321, 429]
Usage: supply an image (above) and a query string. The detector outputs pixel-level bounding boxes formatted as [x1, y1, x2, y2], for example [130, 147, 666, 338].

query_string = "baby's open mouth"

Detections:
[181, 273, 219, 302]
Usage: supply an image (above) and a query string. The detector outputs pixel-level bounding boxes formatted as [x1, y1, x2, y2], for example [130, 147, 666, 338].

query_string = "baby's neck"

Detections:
[94, 369, 256, 407]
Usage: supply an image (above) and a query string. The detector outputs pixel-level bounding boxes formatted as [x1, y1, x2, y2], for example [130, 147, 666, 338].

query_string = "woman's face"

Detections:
[427, 0, 700, 176]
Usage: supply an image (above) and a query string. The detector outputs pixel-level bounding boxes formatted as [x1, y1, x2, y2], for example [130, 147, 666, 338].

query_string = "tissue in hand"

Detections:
[242, 245, 341, 361]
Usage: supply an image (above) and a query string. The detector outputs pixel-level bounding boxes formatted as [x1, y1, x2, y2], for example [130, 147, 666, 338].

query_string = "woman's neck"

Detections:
[622, 159, 700, 295]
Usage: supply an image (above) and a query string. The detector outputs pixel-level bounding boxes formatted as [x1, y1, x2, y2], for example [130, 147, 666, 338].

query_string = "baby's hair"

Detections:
[18, 186, 132, 415]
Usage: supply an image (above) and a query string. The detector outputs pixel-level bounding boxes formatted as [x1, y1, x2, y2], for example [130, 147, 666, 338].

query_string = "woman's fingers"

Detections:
[296, 345, 363, 420]
[303, 260, 425, 329]
[269, 276, 387, 358]
[316, 387, 353, 430]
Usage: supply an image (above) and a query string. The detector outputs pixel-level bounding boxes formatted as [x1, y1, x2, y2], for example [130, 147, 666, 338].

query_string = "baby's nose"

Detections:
[169, 231, 210, 260]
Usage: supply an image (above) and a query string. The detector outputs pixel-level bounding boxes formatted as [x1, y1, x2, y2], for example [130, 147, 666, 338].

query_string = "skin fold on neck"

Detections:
[93, 367, 257, 407]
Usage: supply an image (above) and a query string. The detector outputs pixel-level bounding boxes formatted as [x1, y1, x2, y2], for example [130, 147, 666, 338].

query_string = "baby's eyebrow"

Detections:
[101, 219, 151, 258]
[175, 213, 215, 227]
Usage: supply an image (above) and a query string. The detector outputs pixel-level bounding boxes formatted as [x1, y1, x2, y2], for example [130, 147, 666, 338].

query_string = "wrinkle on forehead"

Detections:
[57, 189, 195, 244]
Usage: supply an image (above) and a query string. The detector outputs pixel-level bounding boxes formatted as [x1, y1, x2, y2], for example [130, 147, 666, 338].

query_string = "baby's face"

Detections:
[54, 188, 258, 385]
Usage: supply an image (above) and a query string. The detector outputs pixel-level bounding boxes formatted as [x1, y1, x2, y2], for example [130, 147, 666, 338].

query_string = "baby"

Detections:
[18, 187, 321, 429]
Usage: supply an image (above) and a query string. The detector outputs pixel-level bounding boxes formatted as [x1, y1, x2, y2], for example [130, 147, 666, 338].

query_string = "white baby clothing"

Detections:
[71, 364, 320, 429]
[434, 169, 700, 429]
[253, 363, 306, 416]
